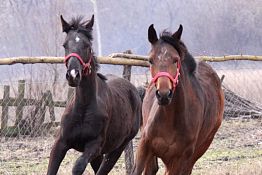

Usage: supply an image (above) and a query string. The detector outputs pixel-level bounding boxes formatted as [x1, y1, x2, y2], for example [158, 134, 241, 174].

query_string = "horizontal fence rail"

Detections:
[0, 54, 262, 66]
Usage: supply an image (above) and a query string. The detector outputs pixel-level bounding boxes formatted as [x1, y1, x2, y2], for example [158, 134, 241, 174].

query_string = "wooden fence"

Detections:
[0, 79, 74, 136]
[0, 54, 262, 135]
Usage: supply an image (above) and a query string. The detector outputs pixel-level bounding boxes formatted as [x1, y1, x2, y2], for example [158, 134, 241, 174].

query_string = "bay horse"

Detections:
[132, 24, 224, 175]
[47, 15, 142, 175]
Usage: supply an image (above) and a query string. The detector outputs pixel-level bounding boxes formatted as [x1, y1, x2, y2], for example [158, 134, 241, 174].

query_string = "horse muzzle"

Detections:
[156, 89, 173, 105]
[66, 69, 81, 87]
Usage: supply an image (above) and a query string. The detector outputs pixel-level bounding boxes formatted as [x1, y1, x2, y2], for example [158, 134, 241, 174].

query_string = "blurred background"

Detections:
[0, 0, 261, 81]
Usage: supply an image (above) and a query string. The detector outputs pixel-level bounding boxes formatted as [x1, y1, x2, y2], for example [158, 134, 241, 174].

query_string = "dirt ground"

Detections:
[0, 118, 261, 175]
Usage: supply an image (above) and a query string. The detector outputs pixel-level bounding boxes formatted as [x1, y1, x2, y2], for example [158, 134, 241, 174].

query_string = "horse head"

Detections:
[148, 24, 185, 105]
[61, 15, 97, 87]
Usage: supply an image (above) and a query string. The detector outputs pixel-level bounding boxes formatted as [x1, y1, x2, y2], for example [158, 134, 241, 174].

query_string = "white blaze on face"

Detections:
[158, 47, 169, 61]
[75, 36, 80, 42]
[70, 69, 77, 78]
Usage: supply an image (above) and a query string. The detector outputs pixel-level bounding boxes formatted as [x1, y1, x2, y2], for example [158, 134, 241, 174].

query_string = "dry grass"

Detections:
[0, 118, 261, 175]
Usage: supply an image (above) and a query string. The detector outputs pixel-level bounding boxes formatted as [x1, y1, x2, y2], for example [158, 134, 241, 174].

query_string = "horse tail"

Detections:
[136, 86, 146, 102]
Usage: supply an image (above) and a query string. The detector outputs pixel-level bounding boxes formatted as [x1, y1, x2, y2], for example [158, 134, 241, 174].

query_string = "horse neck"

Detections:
[75, 72, 97, 107]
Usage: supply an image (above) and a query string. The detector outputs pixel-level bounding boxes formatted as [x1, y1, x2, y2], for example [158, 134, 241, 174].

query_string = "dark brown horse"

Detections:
[47, 15, 142, 175]
[132, 24, 224, 175]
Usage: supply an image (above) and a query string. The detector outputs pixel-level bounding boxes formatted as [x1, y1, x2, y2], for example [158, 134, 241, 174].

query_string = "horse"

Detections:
[47, 15, 142, 175]
[132, 24, 224, 175]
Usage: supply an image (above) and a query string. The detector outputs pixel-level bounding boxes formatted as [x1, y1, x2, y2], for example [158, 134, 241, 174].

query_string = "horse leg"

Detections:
[144, 156, 158, 175]
[47, 138, 69, 175]
[76, 154, 103, 174]
[96, 141, 129, 175]
[72, 137, 103, 175]
[90, 155, 103, 173]
[131, 138, 152, 175]
[186, 133, 217, 174]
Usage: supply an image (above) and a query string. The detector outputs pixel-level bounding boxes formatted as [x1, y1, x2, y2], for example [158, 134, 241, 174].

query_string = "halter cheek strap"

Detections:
[64, 53, 92, 75]
[151, 61, 181, 89]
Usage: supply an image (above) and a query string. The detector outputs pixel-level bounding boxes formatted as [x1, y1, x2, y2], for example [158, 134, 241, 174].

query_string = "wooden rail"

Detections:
[109, 53, 262, 62]
[0, 55, 261, 66]
[0, 56, 149, 67]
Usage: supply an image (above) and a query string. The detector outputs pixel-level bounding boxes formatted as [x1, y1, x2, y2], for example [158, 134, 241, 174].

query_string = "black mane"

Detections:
[159, 31, 196, 74]
[68, 16, 100, 71]
[68, 16, 93, 40]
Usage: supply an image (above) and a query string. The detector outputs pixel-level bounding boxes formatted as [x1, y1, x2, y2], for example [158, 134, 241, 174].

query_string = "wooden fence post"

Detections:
[39, 92, 49, 125]
[15, 80, 25, 126]
[122, 50, 135, 175]
[46, 90, 55, 122]
[1, 85, 10, 135]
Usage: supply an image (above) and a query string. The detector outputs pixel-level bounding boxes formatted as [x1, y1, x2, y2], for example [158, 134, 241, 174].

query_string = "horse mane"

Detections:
[159, 31, 196, 74]
[68, 16, 93, 40]
[97, 73, 107, 81]
[68, 16, 100, 71]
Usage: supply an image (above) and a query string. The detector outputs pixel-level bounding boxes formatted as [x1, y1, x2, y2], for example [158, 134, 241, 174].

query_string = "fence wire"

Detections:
[0, 64, 261, 175]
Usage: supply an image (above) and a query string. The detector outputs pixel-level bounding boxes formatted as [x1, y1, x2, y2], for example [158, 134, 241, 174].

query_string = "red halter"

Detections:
[64, 53, 92, 75]
[150, 61, 181, 89]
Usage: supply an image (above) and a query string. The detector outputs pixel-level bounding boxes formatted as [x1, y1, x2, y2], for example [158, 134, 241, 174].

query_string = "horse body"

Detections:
[101, 75, 142, 152]
[61, 75, 140, 153]
[132, 25, 224, 175]
[143, 62, 223, 173]
[47, 15, 141, 175]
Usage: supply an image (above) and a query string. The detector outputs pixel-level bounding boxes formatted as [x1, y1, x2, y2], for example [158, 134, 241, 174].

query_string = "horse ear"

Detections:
[60, 15, 70, 33]
[148, 24, 158, 44]
[172, 24, 183, 40]
[86, 14, 94, 29]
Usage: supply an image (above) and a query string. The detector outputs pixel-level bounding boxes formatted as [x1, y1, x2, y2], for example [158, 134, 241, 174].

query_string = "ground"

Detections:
[0, 118, 261, 175]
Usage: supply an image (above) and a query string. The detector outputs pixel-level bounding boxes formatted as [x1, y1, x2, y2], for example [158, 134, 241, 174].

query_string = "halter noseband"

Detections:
[150, 60, 181, 89]
[64, 53, 92, 75]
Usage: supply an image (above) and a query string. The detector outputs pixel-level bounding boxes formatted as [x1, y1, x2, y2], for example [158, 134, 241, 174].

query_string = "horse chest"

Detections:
[143, 116, 194, 158]
[149, 132, 193, 160]
[61, 115, 102, 150]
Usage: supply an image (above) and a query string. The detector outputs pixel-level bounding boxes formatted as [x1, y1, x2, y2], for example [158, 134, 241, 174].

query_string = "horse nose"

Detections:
[156, 89, 173, 99]
[66, 71, 70, 80]
[66, 69, 80, 80]
[156, 89, 173, 105]
[167, 90, 173, 98]
[156, 90, 161, 99]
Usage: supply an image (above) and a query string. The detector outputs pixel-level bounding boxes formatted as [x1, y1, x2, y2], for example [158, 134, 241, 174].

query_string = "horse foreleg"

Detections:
[72, 137, 103, 175]
[144, 156, 158, 175]
[90, 155, 103, 173]
[131, 138, 151, 175]
[47, 138, 69, 175]
[96, 140, 129, 175]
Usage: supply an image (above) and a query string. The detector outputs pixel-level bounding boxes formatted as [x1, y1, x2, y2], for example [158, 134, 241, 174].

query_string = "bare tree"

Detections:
[90, 0, 102, 56]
